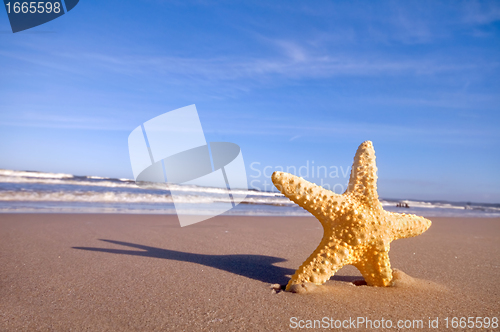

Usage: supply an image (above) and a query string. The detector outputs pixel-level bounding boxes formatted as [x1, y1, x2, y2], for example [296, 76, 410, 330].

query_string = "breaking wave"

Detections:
[0, 169, 498, 217]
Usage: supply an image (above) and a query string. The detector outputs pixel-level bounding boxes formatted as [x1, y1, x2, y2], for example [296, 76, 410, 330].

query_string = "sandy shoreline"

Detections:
[1, 214, 498, 331]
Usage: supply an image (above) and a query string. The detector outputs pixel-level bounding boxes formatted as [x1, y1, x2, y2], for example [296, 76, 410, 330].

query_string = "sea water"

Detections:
[0, 169, 498, 218]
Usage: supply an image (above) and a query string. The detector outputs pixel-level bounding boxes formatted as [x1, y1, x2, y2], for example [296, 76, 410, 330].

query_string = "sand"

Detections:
[0, 214, 498, 331]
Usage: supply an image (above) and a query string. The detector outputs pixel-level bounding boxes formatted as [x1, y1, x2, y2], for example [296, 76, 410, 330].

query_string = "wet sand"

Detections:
[0, 214, 498, 331]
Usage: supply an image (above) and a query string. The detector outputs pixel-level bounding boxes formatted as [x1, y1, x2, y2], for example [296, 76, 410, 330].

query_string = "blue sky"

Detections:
[1, 0, 499, 202]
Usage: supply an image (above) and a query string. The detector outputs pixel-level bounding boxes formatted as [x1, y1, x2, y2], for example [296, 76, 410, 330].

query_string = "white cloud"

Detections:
[45, 49, 488, 84]
[462, 1, 500, 24]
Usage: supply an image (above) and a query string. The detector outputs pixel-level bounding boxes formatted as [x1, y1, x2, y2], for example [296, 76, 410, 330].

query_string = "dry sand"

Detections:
[0, 214, 498, 331]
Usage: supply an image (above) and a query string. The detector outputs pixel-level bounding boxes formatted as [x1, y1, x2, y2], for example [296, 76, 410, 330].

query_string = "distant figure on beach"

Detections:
[396, 202, 410, 208]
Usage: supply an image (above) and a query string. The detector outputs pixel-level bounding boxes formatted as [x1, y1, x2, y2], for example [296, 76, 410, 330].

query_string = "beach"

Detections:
[0, 214, 498, 331]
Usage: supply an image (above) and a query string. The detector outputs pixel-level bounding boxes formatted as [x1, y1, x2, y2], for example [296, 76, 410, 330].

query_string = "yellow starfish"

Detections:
[271, 141, 431, 291]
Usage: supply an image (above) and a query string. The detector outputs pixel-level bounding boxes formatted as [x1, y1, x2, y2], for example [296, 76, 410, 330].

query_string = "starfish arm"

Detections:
[346, 141, 382, 209]
[384, 211, 432, 240]
[272, 172, 344, 226]
[353, 246, 393, 287]
[285, 237, 351, 290]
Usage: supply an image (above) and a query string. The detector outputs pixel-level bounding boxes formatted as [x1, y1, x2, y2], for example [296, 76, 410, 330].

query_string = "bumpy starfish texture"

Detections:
[272, 141, 431, 291]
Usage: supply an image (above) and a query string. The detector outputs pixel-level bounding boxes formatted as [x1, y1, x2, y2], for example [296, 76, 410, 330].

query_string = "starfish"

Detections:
[271, 141, 431, 291]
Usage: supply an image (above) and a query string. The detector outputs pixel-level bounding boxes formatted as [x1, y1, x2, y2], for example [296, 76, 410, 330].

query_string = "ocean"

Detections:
[0, 169, 498, 218]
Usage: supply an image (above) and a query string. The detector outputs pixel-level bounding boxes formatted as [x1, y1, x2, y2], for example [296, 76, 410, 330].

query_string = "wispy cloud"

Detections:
[2, 30, 492, 87]
[0, 112, 132, 131]
[461, 1, 500, 24]
[84, 51, 490, 79]
[1, 48, 486, 87]
[203, 116, 500, 146]
[3, 106, 498, 144]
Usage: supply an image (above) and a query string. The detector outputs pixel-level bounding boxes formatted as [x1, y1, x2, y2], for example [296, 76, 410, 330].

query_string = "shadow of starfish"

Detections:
[73, 239, 296, 285]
